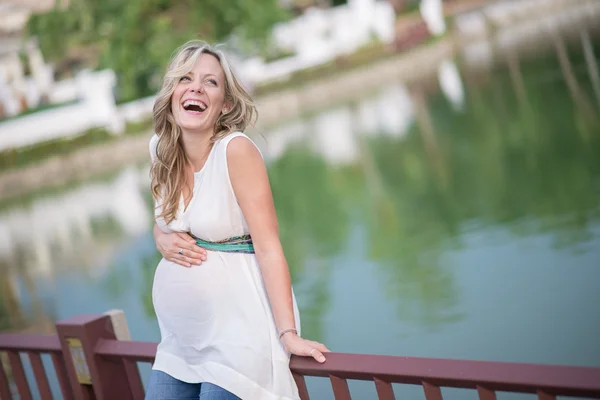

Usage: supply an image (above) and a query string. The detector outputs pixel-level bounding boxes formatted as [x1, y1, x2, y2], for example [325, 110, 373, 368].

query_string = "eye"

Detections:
[207, 79, 217, 86]
[180, 76, 191, 82]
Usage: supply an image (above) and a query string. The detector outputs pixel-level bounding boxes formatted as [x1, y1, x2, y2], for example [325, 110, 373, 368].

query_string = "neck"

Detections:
[180, 130, 213, 171]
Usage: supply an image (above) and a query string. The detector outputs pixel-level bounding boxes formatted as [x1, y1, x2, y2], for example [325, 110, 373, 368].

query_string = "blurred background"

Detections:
[1, 0, 599, 398]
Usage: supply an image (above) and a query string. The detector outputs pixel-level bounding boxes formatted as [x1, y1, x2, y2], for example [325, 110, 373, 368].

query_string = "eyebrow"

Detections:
[186, 72, 218, 79]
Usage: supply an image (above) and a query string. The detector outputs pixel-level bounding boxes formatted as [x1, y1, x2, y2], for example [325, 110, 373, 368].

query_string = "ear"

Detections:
[222, 101, 231, 114]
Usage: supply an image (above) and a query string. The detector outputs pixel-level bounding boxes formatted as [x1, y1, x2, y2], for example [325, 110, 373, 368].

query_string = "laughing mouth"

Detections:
[182, 99, 208, 113]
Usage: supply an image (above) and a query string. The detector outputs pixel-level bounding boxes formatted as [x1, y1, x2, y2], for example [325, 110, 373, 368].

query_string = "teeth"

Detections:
[182, 100, 207, 111]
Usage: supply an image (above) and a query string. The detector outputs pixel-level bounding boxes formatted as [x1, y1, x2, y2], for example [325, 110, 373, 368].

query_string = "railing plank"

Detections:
[51, 353, 74, 400]
[374, 377, 395, 400]
[122, 359, 145, 400]
[423, 381, 443, 400]
[28, 353, 53, 400]
[289, 352, 600, 398]
[292, 373, 310, 400]
[0, 335, 62, 353]
[95, 338, 156, 363]
[0, 353, 12, 400]
[537, 391, 556, 400]
[477, 385, 497, 400]
[7, 351, 32, 400]
[330, 375, 352, 400]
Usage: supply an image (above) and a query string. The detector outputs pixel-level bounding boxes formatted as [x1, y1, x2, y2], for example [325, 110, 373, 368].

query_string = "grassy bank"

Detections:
[0, 119, 153, 172]
[253, 41, 397, 96]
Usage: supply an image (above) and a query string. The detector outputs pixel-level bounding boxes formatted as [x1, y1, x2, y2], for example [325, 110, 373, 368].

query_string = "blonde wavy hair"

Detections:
[150, 40, 257, 224]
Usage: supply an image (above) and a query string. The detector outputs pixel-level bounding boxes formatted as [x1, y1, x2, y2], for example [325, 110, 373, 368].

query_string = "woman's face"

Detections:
[171, 53, 228, 136]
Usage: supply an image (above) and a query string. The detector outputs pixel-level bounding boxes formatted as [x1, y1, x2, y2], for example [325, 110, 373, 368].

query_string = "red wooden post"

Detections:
[292, 373, 310, 400]
[56, 314, 135, 400]
[374, 377, 395, 400]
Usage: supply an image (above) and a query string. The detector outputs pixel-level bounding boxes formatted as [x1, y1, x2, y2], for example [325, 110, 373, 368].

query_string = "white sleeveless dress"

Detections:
[149, 132, 301, 400]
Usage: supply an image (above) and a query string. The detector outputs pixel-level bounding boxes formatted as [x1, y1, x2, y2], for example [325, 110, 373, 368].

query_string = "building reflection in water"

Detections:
[0, 167, 151, 332]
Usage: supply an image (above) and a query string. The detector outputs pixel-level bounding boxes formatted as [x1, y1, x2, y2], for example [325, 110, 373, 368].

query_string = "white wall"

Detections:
[0, 69, 126, 151]
[0, 38, 55, 117]
[118, 95, 156, 124]
[238, 0, 396, 86]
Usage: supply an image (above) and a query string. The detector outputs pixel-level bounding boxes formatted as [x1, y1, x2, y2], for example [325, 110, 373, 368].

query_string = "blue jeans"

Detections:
[145, 370, 240, 400]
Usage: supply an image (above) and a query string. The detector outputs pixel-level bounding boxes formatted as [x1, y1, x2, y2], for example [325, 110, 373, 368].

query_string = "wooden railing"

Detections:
[289, 353, 600, 400]
[0, 334, 73, 400]
[1, 312, 599, 399]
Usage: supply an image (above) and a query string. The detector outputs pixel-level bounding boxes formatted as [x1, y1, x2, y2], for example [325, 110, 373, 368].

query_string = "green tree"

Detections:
[27, 0, 288, 101]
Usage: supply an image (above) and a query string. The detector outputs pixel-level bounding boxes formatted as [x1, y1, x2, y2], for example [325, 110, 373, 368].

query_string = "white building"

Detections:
[238, 0, 397, 86]
[0, 2, 56, 118]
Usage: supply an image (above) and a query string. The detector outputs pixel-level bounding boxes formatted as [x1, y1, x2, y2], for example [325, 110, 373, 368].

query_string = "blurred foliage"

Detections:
[27, 0, 289, 101]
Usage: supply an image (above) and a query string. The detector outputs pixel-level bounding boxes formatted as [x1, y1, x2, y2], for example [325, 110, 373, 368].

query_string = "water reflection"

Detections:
[0, 30, 599, 382]
[263, 32, 600, 335]
[0, 167, 151, 331]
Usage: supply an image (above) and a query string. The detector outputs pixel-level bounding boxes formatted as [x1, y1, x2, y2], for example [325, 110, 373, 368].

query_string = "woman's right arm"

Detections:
[153, 223, 207, 267]
[150, 135, 206, 267]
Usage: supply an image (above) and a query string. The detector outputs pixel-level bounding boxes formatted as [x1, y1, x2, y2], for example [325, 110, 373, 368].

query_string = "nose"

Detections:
[190, 81, 204, 93]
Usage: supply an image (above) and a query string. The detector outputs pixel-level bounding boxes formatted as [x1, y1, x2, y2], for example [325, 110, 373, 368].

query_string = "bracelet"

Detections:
[278, 328, 298, 340]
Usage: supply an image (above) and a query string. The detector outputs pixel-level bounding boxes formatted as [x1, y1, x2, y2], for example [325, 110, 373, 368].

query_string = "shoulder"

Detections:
[150, 133, 158, 148]
[223, 132, 263, 161]
[149, 134, 159, 161]
[224, 133, 270, 198]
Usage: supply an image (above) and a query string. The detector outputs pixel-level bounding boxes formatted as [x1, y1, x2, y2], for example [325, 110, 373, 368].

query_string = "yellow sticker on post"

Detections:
[66, 338, 92, 384]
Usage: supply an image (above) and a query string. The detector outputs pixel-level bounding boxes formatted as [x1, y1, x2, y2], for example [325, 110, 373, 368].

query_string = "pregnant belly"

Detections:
[152, 257, 229, 345]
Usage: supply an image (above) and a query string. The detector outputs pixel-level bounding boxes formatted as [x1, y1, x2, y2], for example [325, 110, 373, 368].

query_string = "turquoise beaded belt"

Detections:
[191, 234, 255, 254]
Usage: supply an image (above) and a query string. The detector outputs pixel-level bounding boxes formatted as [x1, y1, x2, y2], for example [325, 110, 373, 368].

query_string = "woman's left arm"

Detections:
[227, 137, 329, 363]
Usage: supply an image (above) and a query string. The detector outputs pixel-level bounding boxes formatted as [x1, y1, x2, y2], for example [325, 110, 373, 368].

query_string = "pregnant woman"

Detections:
[145, 40, 329, 400]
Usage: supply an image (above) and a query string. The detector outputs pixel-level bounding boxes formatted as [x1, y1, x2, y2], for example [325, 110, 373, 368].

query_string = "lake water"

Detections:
[1, 31, 600, 399]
